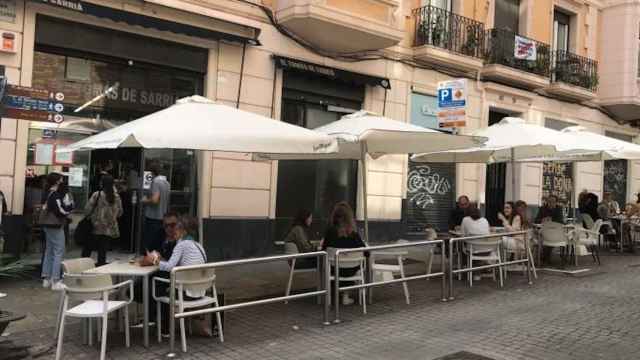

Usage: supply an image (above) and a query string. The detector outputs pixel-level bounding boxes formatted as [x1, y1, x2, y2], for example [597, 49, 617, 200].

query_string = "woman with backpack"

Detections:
[81, 174, 123, 266]
[41, 172, 74, 290]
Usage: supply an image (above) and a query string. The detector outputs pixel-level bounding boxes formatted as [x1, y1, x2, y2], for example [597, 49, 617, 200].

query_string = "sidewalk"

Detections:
[4, 252, 640, 359]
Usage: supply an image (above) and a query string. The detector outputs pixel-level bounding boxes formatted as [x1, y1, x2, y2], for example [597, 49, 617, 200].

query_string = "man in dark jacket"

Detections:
[535, 195, 564, 224]
[449, 195, 470, 230]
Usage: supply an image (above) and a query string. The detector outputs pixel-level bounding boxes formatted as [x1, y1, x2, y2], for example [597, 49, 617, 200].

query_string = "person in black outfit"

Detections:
[449, 195, 470, 230]
[534, 195, 564, 224]
[321, 201, 365, 306]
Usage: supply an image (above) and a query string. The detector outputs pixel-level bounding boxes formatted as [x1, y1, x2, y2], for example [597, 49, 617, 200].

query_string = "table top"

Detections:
[84, 261, 159, 277]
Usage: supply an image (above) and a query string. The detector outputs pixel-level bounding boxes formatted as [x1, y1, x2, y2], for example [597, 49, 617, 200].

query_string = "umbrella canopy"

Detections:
[518, 126, 640, 161]
[59, 96, 339, 155]
[258, 110, 486, 160]
[411, 117, 583, 163]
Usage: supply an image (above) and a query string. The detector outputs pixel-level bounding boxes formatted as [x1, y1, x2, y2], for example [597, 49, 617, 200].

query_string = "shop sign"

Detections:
[39, 0, 84, 12]
[437, 79, 466, 128]
[42, 129, 57, 138]
[514, 35, 537, 61]
[0, 0, 16, 23]
[1, 85, 65, 123]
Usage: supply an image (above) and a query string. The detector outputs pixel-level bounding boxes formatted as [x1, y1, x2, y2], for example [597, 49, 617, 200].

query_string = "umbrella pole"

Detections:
[511, 148, 516, 202]
[361, 142, 370, 245]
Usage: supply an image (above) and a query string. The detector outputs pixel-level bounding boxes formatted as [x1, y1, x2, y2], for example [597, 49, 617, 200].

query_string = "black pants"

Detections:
[143, 217, 164, 254]
[81, 235, 112, 266]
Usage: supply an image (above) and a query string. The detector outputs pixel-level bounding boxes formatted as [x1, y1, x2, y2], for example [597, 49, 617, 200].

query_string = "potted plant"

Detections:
[0, 260, 32, 335]
[461, 25, 480, 57]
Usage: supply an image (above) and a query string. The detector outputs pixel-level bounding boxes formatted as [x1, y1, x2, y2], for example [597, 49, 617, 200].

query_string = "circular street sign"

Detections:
[53, 114, 64, 123]
[54, 103, 64, 112]
[55, 92, 65, 102]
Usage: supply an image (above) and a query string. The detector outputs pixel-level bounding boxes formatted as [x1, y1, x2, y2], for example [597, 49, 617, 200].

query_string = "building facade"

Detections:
[0, 0, 639, 259]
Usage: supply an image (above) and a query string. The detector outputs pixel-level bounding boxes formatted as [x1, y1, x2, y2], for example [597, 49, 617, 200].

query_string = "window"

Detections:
[422, 0, 451, 11]
[553, 10, 571, 53]
[545, 118, 575, 131]
[494, 0, 520, 33]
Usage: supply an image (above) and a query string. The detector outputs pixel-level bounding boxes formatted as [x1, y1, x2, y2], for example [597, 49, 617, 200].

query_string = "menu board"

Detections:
[604, 160, 628, 207]
[542, 162, 573, 216]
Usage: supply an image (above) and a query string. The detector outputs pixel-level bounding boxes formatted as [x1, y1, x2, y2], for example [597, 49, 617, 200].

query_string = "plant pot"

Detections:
[0, 310, 25, 335]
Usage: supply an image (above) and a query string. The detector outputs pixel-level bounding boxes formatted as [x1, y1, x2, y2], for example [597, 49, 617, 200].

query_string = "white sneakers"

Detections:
[43, 278, 64, 291]
[341, 293, 355, 306]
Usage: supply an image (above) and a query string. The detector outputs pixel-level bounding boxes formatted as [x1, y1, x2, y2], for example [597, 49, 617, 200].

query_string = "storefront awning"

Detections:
[274, 56, 391, 90]
[36, 0, 261, 45]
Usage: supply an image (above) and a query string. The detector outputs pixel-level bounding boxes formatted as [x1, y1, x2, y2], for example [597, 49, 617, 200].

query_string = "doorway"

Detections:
[484, 109, 514, 226]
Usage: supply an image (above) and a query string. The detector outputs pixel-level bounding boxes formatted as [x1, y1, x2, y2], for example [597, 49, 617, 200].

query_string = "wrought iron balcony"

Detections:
[413, 5, 484, 59]
[552, 50, 598, 92]
[484, 28, 551, 78]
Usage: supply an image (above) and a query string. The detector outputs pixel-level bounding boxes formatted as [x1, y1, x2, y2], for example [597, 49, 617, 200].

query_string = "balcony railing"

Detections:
[413, 5, 485, 59]
[484, 28, 551, 78]
[552, 50, 599, 92]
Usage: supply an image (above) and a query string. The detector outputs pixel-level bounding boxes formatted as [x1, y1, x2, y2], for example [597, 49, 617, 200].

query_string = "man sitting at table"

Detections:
[449, 195, 470, 230]
[534, 195, 564, 224]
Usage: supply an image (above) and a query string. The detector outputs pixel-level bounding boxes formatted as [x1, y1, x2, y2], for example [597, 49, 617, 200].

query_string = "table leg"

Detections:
[143, 275, 149, 348]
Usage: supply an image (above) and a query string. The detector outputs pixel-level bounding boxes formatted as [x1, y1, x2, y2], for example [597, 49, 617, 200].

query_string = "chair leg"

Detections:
[398, 256, 410, 305]
[468, 253, 473, 287]
[100, 315, 108, 360]
[426, 249, 433, 280]
[527, 246, 538, 279]
[213, 286, 224, 343]
[124, 307, 130, 348]
[55, 314, 66, 360]
[180, 317, 187, 353]
[285, 265, 295, 304]
[97, 318, 102, 343]
[88, 319, 93, 346]
[497, 252, 504, 288]
[157, 302, 162, 343]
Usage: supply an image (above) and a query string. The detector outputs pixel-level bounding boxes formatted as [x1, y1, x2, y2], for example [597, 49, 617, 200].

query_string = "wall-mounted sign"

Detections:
[1, 85, 65, 123]
[68, 167, 83, 187]
[0, 0, 16, 24]
[0, 31, 15, 53]
[437, 79, 466, 129]
[34, 143, 54, 165]
[40, 0, 84, 12]
[514, 35, 537, 61]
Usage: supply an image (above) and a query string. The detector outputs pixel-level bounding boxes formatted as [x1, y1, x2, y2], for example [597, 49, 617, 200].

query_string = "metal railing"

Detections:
[448, 231, 533, 300]
[167, 251, 331, 354]
[552, 50, 599, 91]
[333, 240, 446, 323]
[413, 5, 485, 59]
[484, 28, 551, 78]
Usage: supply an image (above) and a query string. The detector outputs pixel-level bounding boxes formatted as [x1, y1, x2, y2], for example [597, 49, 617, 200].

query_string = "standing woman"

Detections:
[82, 175, 123, 266]
[41, 172, 74, 290]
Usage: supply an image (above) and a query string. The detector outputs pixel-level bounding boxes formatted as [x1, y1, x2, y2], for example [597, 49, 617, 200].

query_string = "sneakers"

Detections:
[42, 279, 51, 289]
[341, 293, 355, 306]
[51, 281, 65, 291]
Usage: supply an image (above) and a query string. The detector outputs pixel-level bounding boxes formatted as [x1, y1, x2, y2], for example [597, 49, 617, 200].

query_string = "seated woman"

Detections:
[321, 201, 366, 305]
[283, 209, 317, 268]
[500, 200, 531, 257]
[461, 203, 490, 236]
[622, 203, 640, 253]
[150, 216, 207, 296]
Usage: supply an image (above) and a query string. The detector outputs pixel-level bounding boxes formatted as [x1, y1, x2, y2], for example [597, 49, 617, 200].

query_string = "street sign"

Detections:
[1, 85, 65, 123]
[437, 79, 467, 128]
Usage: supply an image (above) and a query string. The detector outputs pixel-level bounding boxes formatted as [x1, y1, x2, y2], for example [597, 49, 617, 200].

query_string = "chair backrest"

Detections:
[175, 267, 217, 295]
[582, 213, 595, 230]
[591, 219, 604, 233]
[284, 242, 299, 255]
[540, 221, 568, 246]
[63, 273, 113, 301]
[62, 258, 95, 275]
[465, 235, 502, 252]
[326, 247, 364, 268]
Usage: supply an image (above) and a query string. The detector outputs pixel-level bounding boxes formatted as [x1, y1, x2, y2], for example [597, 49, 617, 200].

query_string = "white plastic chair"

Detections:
[56, 274, 133, 360]
[152, 267, 223, 352]
[55, 258, 96, 341]
[327, 248, 367, 314]
[464, 236, 504, 288]
[502, 230, 537, 279]
[540, 221, 571, 266]
[370, 248, 410, 305]
[571, 220, 602, 265]
[284, 242, 317, 304]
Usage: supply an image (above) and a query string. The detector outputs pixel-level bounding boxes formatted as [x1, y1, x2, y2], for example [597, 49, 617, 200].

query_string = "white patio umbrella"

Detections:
[259, 110, 487, 243]
[518, 126, 640, 161]
[59, 95, 339, 155]
[411, 117, 601, 209]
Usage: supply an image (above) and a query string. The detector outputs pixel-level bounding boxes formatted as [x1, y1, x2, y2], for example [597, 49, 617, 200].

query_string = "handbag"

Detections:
[74, 191, 101, 246]
[38, 192, 66, 228]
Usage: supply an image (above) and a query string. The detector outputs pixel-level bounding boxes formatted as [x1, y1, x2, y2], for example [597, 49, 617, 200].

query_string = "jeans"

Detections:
[42, 227, 65, 281]
[143, 217, 164, 254]
[82, 234, 112, 266]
